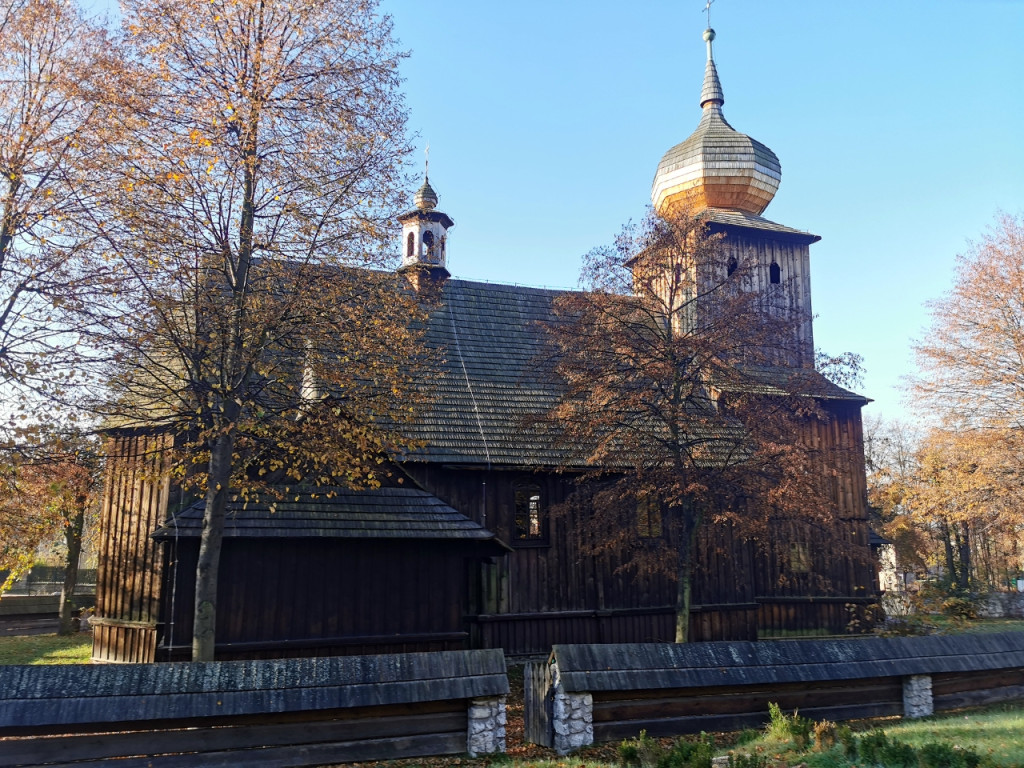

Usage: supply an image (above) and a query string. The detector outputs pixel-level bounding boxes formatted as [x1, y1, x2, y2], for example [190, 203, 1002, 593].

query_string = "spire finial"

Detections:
[424, 142, 430, 180]
[704, 0, 715, 29]
[699, 26, 724, 108]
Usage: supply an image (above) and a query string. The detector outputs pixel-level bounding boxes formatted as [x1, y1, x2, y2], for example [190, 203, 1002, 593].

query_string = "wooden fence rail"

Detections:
[0, 650, 508, 767]
[526, 633, 1024, 754]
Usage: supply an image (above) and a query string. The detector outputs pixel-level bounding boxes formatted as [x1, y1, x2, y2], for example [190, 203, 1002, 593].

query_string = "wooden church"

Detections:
[92, 27, 878, 663]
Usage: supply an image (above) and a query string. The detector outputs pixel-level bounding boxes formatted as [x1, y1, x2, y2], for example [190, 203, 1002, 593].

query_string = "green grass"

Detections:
[883, 704, 1024, 766]
[718, 703, 1024, 768]
[931, 617, 1024, 635]
[0, 633, 92, 665]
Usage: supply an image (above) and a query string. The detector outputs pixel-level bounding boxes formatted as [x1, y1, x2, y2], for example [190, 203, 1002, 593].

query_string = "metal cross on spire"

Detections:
[424, 142, 430, 180]
[704, 0, 716, 27]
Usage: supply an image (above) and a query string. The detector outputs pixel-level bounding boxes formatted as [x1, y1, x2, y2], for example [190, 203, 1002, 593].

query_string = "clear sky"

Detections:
[85, 0, 1024, 424]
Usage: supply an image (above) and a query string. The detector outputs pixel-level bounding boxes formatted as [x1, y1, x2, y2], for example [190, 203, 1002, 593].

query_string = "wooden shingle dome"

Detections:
[651, 28, 781, 216]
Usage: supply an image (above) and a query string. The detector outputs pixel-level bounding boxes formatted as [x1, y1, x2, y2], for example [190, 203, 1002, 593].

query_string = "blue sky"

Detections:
[86, 0, 1024, 423]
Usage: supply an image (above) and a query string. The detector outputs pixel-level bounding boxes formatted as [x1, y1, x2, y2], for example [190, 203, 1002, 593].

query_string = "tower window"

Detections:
[422, 230, 435, 247]
[514, 484, 546, 544]
[770, 261, 781, 284]
[726, 256, 738, 277]
[406, 232, 414, 259]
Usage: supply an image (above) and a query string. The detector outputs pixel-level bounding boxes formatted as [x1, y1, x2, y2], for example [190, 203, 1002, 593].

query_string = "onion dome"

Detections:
[651, 28, 781, 216]
[414, 176, 439, 211]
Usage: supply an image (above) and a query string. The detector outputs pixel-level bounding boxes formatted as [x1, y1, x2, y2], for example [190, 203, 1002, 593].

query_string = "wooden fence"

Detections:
[0, 649, 508, 767]
[526, 633, 1024, 752]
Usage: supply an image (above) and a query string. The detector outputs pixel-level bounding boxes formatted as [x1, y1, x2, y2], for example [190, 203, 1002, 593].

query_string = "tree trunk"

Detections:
[192, 429, 234, 661]
[57, 499, 86, 636]
[940, 519, 956, 588]
[956, 520, 971, 592]
[674, 514, 701, 643]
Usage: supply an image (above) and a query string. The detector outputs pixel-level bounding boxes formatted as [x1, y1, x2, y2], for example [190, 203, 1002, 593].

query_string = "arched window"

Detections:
[770, 261, 781, 284]
[406, 231, 415, 259]
[514, 484, 546, 544]
[726, 256, 738, 277]
[422, 230, 435, 261]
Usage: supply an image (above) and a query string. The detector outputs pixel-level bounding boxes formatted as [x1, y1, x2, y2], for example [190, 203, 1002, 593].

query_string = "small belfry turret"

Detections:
[398, 158, 454, 281]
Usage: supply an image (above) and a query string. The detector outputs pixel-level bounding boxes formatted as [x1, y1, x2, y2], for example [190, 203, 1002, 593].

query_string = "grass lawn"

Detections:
[883, 704, 1024, 766]
[930, 617, 1024, 635]
[0, 633, 92, 665]
[705, 702, 1024, 768]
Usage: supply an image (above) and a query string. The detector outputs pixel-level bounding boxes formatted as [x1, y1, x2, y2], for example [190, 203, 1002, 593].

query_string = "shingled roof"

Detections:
[403, 278, 573, 467]
[152, 486, 507, 549]
[704, 208, 821, 245]
[402, 278, 865, 468]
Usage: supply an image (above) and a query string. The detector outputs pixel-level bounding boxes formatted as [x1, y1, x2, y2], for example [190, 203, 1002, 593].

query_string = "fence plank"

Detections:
[0, 710, 466, 766]
[9, 731, 466, 768]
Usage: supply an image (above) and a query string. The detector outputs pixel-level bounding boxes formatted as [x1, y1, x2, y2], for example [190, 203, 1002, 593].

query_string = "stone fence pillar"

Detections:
[550, 659, 594, 755]
[467, 695, 507, 757]
[902, 674, 933, 718]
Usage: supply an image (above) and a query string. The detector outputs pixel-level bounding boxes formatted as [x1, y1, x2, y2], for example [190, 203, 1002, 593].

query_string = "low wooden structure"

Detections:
[526, 634, 1024, 752]
[0, 649, 508, 767]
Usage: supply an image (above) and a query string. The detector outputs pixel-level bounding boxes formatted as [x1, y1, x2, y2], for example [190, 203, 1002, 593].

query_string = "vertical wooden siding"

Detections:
[92, 431, 172, 663]
[407, 402, 877, 656]
[157, 539, 472, 660]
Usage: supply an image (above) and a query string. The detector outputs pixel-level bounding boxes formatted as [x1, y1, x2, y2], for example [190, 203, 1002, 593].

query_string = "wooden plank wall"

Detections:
[407, 439, 875, 655]
[0, 650, 508, 768]
[754, 402, 877, 637]
[93, 431, 172, 663]
[157, 539, 471, 660]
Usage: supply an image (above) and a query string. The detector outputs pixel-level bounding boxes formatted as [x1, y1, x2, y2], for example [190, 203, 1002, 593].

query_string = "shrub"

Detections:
[836, 724, 857, 759]
[734, 729, 760, 747]
[655, 733, 715, 768]
[941, 596, 977, 620]
[917, 741, 994, 768]
[765, 701, 812, 748]
[857, 729, 891, 764]
[619, 729, 663, 768]
[728, 752, 770, 768]
[812, 720, 836, 752]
